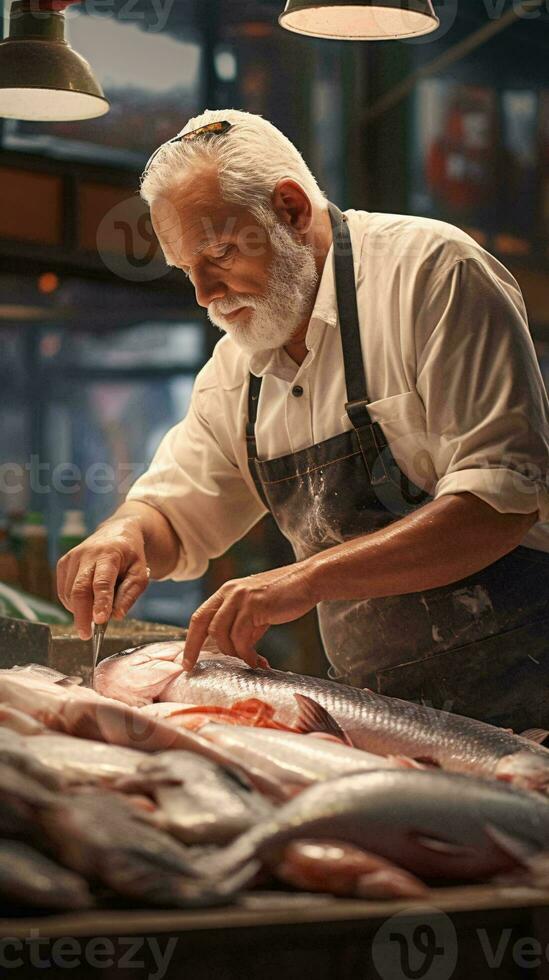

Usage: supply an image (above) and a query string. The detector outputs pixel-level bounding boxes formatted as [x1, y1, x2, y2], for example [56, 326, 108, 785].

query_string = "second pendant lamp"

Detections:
[279, 0, 440, 40]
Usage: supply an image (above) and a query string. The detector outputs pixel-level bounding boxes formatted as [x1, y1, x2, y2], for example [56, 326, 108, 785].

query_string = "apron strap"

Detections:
[328, 202, 429, 508]
[246, 372, 270, 509]
[328, 202, 372, 430]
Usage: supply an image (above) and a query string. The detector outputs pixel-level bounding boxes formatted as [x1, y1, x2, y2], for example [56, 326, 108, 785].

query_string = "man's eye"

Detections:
[213, 245, 234, 261]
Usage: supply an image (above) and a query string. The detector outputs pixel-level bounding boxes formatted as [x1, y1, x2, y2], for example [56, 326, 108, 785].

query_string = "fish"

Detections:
[198, 723, 409, 799]
[0, 759, 241, 908]
[38, 789, 243, 907]
[0, 728, 63, 790]
[6, 664, 83, 686]
[94, 644, 268, 707]
[0, 705, 48, 735]
[16, 729, 273, 842]
[141, 695, 352, 741]
[125, 750, 274, 844]
[196, 769, 549, 886]
[93, 641, 187, 706]
[0, 841, 92, 910]
[136, 655, 549, 794]
[0, 759, 58, 838]
[16, 732, 148, 787]
[0, 671, 281, 794]
[274, 840, 428, 899]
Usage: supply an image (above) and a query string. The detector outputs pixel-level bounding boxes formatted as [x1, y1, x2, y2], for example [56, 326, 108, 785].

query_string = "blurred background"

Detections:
[1, 0, 548, 671]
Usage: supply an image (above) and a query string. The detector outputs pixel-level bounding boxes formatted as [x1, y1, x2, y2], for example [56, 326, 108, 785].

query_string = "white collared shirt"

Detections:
[127, 209, 549, 578]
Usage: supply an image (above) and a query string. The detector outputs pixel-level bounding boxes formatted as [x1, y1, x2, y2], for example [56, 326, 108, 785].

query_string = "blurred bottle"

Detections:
[19, 511, 52, 601]
[58, 509, 87, 559]
[0, 515, 19, 585]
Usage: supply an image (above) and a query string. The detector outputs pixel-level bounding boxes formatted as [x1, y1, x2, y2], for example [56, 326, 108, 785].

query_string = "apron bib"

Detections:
[246, 203, 549, 731]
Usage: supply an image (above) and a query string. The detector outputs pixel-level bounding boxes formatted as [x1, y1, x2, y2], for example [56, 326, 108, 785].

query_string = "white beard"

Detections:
[207, 219, 319, 354]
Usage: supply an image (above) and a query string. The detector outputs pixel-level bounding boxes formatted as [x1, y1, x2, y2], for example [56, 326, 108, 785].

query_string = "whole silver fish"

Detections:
[0, 759, 57, 837]
[198, 769, 549, 886]
[2, 771, 242, 909]
[0, 671, 279, 791]
[0, 841, 92, 910]
[159, 658, 549, 794]
[200, 723, 406, 799]
[129, 750, 273, 843]
[17, 732, 148, 787]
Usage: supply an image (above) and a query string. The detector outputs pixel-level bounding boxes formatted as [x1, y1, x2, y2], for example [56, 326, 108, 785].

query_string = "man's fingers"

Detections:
[111, 562, 150, 619]
[56, 557, 69, 609]
[183, 600, 220, 672]
[59, 557, 81, 612]
[183, 587, 273, 673]
[230, 612, 266, 667]
[91, 557, 122, 624]
[69, 565, 97, 640]
[206, 602, 241, 661]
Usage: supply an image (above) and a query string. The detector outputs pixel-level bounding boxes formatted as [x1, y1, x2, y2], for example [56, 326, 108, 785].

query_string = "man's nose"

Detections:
[193, 268, 226, 308]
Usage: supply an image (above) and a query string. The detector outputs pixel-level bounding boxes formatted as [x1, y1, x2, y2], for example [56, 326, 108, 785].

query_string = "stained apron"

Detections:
[246, 202, 549, 732]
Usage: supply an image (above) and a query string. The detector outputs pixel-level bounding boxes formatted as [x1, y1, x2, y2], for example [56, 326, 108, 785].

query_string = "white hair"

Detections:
[140, 108, 328, 223]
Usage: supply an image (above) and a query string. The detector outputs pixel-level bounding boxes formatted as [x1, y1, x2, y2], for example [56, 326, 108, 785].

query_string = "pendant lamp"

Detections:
[0, 0, 108, 121]
[279, 0, 439, 40]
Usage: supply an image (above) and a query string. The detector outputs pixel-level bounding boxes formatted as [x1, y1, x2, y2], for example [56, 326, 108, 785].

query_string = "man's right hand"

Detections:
[56, 516, 151, 640]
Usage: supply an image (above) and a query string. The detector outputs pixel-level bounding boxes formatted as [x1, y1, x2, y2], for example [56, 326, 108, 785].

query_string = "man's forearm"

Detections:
[100, 501, 180, 580]
[306, 492, 537, 602]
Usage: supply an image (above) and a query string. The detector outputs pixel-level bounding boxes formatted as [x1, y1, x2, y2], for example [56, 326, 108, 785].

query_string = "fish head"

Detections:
[94, 645, 186, 706]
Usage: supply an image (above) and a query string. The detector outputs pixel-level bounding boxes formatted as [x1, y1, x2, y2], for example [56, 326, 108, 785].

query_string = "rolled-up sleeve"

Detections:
[415, 256, 549, 521]
[126, 369, 266, 580]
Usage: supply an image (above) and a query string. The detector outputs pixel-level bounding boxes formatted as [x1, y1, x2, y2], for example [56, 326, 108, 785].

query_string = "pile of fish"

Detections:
[0, 643, 549, 913]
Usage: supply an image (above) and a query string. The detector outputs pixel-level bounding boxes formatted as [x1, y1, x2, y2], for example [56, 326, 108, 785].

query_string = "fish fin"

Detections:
[355, 869, 428, 900]
[484, 824, 534, 869]
[293, 694, 353, 745]
[521, 728, 549, 746]
[412, 834, 476, 858]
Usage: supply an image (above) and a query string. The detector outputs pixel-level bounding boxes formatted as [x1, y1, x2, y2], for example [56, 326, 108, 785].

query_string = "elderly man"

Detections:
[58, 109, 549, 730]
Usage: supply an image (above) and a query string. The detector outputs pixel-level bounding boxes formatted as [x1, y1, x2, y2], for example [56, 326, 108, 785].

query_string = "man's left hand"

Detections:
[182, 561, 318, 672]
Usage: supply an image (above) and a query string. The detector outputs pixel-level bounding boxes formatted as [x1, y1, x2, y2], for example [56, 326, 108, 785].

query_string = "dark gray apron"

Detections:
[246, 203, 549, 732]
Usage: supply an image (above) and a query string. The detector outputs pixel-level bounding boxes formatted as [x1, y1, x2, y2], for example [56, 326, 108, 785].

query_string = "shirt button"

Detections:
[292, 385, 304, 398]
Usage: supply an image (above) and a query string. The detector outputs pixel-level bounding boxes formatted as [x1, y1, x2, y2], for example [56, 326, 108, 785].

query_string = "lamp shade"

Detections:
[279, 0, 439, 40]
[0, 0, 109, 121]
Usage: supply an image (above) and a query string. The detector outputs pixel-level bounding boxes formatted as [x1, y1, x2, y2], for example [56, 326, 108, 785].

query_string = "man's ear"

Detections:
[271, 179, 313, 235]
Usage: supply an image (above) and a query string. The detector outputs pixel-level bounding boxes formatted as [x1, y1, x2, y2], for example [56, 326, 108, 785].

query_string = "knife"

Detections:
[90, 620, 108, 688]
[89, 567, 150, 686]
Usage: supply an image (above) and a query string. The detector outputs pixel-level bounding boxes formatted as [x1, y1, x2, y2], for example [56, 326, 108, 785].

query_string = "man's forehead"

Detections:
[151, 193, 250, 258]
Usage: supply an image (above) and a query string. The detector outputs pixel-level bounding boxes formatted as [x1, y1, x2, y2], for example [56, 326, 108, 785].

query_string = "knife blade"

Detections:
[90, 620, 108, 688]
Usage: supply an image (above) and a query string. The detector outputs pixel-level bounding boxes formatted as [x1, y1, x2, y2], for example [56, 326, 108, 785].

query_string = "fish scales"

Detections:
[197, 769, 549, 886]
[161, 658, 549, 790]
